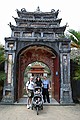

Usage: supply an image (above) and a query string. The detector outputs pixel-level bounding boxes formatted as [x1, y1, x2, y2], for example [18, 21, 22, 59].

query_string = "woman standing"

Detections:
[35, 76, 43, 87]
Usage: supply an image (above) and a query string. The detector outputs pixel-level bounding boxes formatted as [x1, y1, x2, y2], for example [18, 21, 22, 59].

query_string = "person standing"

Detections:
[42, 76, 51, 103]
[35, 76, 43, 87]
[26, 76, 34, 109]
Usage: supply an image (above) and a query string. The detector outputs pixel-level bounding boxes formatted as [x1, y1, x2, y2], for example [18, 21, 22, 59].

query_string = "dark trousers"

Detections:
[42, 88, 50, 103]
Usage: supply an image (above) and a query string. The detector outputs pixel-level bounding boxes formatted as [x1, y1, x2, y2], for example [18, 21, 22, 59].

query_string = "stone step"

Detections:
[14, 96, 59, 105]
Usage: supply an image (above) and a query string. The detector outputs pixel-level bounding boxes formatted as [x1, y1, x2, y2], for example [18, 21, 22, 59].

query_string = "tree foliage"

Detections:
[68, 29, 80, 48]
[0, 43, 6, 81]
[0, 71, 6, 81]
[73, 56, 80, 80]
[0, 43, 6, 65]
[68, 29, 80, 80]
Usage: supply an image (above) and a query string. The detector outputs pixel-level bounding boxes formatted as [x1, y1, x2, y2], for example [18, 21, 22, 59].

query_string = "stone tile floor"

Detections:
[0, 104, 80, 120]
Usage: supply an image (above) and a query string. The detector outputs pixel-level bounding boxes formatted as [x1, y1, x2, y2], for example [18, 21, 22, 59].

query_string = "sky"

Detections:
[0, 0, 80, 45]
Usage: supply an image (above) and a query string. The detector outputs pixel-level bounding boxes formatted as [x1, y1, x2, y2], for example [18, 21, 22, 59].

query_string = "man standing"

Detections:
[26, 76, 34, 109]
[42, 76, 51, 103]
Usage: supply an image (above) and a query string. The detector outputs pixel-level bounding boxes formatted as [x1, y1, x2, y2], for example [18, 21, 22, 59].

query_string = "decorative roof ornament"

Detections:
[8, 22, 12, 27]
[36, 6, 40, 11]
[21, 8, 27, 12]
[35, 6, 42, 13]
[66, 22, 69, 27]
[51, 9, 55, 13]
[51, 9, 60, 14]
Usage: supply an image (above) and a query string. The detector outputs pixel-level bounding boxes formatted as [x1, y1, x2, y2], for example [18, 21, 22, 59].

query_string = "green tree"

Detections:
[73, 56, 80, 80]
[0, 71, 6, 81]
[0, 43, 6, 81]
[0, 44, 6, 64]
[68, 29, 80, 48]
[68, 29, 80, 80]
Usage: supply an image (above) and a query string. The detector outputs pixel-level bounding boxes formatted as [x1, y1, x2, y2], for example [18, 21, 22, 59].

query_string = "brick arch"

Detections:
[17, 45, 60, 102]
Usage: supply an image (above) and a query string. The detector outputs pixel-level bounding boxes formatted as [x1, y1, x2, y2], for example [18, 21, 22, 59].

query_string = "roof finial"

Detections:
[66, 22, 69, 27]
[35, 6, 42, 13]
[36, 6, 40, 12]
[21, 8, 26, 12]
[51, 9, 55, 13]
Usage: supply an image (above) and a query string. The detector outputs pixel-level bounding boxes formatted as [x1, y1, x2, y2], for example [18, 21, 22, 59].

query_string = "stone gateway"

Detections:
[2, 7, 73, 104]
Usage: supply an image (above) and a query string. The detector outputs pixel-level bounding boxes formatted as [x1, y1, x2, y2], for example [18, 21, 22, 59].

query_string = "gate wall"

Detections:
[2, 8, 73, 104]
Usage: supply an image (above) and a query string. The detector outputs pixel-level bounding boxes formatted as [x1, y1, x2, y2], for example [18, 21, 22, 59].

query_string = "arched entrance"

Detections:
[16, 45, 60, 102]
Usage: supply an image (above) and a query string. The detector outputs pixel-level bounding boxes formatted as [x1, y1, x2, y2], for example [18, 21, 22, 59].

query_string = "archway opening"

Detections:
[16, 45, 60, 103]
[23, 61, 52, 99]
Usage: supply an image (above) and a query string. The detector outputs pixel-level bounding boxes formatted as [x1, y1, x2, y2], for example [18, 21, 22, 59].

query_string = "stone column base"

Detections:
[1, 85, 14, 104]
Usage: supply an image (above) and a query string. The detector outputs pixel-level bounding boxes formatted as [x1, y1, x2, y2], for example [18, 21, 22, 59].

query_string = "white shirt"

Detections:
[26, 81, 34, 90]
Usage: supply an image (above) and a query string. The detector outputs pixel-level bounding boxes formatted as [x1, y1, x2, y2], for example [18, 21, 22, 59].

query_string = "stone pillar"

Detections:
[2, 42, 16, 103]
[59, 41, 73, 104]
[7, 54, 12, 84]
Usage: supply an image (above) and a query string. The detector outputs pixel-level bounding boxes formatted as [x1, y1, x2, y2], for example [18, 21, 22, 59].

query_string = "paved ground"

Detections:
[0, 104, 80, 120]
